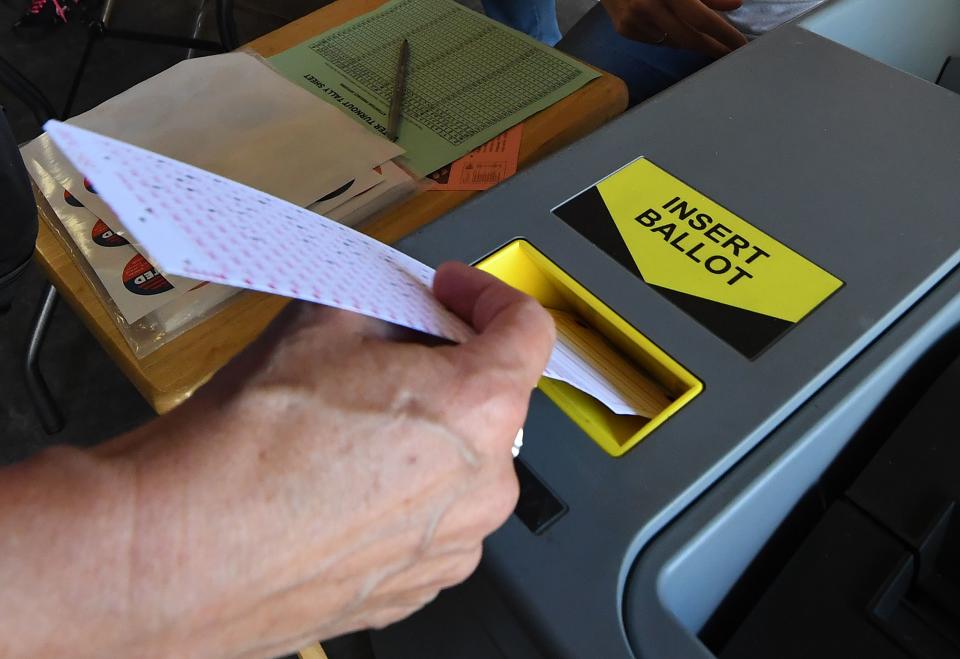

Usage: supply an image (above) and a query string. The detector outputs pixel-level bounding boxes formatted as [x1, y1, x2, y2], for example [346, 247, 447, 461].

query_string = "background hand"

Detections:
[599, 0, 748, 56]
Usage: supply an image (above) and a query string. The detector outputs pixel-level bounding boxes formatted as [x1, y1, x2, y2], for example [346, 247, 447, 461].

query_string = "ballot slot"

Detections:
[476, 240, 702, 457]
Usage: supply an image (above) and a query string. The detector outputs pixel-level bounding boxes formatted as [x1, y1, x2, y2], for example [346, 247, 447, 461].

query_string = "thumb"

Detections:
[433, 261, 555, 386]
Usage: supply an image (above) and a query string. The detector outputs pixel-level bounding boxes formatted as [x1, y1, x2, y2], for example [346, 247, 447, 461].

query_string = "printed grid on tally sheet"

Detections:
[309, 0, 582, 145]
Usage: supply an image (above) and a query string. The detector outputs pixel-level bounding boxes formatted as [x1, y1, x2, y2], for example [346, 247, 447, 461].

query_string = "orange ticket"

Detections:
[427, 124, 523, 191]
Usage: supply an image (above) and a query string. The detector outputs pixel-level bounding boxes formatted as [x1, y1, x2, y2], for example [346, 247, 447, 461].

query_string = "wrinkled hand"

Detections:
[600, 0, 748, 56]
[106, 262, 555, 658]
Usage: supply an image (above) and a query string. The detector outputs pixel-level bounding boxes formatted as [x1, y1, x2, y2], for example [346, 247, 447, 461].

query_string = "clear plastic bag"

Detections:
[30, 166, 242, 359]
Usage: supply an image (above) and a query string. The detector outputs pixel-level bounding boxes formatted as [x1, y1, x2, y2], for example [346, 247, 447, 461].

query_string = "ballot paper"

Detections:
[44, 121, 655, 416]
[269, 0, 598, 176]
[549, 310, 669, 418]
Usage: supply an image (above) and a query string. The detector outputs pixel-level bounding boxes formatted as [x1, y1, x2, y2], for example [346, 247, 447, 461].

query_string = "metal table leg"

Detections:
[24, 283, 64, 434]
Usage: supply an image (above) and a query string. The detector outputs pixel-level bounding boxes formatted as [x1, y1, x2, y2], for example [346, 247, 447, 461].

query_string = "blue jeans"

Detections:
[558, 5, 716, 107]
[481, 0, 562, 46]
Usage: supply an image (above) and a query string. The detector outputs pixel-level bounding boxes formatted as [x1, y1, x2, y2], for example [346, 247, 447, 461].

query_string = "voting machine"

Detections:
[366, 1, 960, 657]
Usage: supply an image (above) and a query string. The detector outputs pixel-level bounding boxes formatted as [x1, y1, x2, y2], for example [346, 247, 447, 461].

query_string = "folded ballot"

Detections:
[44, 120, 662, 417]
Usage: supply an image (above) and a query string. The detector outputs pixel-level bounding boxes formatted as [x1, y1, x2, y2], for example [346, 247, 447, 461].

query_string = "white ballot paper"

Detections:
[44, 121, 659, 416]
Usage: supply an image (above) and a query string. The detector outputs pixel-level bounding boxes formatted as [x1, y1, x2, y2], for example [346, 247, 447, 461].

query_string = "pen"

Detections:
[386, 39, 410, 142]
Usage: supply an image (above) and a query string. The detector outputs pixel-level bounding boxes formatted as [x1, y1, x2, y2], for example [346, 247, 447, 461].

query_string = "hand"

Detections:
[600, 0, 748, 57]
[0, 263, 554, 658]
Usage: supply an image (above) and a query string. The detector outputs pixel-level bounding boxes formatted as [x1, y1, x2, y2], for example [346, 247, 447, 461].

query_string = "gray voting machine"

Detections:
[363, 1, 960, 657]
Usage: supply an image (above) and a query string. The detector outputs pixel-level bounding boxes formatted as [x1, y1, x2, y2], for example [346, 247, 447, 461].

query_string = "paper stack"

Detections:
[311, 160, 418, 228]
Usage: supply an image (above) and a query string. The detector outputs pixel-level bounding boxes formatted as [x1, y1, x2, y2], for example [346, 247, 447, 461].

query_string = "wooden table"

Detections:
[33, 0, 628, 415]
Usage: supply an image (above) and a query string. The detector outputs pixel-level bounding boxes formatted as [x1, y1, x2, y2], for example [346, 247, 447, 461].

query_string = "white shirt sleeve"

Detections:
[725, 0, 827, 38]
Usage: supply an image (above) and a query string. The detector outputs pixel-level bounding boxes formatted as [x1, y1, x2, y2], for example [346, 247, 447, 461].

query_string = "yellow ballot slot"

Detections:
[476, 240, 702, 457]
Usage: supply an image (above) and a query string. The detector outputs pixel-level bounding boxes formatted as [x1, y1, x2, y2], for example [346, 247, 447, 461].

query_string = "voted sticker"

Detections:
[92, 219, 130, 247]
[122, 254, 173, 296]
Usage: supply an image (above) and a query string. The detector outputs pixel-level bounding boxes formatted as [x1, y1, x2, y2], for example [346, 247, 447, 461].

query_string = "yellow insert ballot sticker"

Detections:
[553, 158, 843, 358]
